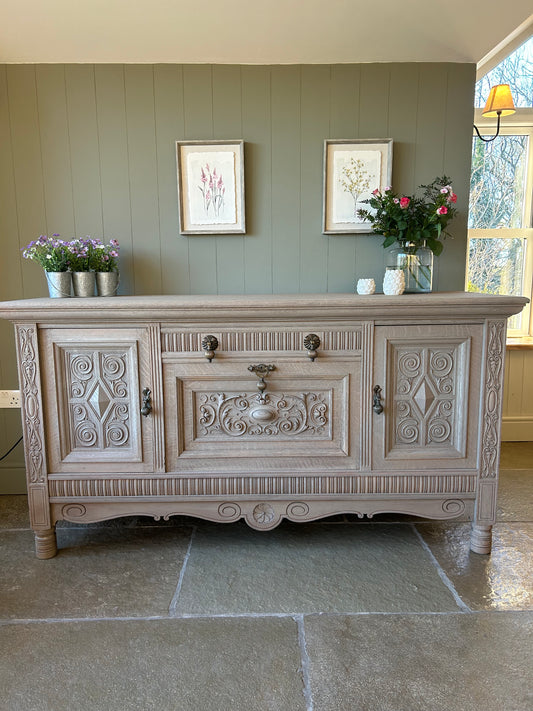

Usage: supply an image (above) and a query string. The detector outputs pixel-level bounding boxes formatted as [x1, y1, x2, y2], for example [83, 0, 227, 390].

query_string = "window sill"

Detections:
[506, 337, 533, 350]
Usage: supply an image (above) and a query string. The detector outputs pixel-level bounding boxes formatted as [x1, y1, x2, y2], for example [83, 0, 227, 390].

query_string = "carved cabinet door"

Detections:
[372, 324, 483, 471]
[41, 327, 159, 473]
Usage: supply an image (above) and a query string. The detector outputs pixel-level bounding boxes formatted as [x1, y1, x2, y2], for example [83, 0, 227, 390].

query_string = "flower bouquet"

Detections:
[357, 176, 457, 292]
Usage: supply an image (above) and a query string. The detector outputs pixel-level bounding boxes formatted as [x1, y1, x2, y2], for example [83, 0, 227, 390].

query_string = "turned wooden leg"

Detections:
[470, 523, 492, 554]
[34, 526, 58, 559]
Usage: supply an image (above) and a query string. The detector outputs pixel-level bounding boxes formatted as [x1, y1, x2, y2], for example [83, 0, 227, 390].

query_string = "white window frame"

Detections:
[467, 117, 533, 336]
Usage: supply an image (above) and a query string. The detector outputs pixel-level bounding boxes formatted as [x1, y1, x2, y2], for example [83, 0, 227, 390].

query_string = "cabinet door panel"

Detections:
[42, 328, 155, 473]
[164, 355, 360, 473]
[373, 325, 482, 470]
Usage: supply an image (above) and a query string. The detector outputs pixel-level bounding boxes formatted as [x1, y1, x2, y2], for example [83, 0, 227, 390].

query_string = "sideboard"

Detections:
[0, 292, 526, 558]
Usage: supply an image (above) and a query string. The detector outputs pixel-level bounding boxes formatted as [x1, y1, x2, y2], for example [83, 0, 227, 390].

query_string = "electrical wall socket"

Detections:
[0, 390, 21, 408]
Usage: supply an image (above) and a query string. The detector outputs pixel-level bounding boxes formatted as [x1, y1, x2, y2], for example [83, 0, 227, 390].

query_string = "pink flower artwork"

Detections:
[198, 163, 225, 218]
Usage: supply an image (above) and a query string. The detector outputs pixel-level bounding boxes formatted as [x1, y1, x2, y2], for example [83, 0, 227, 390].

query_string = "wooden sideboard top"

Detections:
[0, 291, 528, 324]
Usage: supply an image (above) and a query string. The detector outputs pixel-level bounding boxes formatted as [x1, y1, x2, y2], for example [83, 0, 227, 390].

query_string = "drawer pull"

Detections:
[141, 388, 152, 417]
[248, 363, 276, 403]
[202, 335, 219, 362]
[304, 333, 321, 361]
[373, 385, 384, 414]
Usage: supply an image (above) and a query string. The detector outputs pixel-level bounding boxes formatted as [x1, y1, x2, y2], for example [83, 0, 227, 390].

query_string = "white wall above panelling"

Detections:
[0, 1, 531, 64]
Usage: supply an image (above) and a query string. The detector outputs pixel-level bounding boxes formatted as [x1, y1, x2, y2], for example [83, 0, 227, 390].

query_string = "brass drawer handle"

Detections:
[202, 335, 219, 362]
[304, 333, 321, 361]
[248, 363, 276, 403]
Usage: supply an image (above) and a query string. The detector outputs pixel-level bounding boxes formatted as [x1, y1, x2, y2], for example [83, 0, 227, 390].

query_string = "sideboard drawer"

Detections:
[163, 354, 361, 474]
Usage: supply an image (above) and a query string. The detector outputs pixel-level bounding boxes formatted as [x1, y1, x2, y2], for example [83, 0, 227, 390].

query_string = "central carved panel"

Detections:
[393, 346, 460, 450]
[196, 391, 330, 439]
[65, 350, 132, 451]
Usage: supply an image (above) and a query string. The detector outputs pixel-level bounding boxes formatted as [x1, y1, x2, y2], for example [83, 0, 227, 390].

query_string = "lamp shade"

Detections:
[482, 84, 516, 118]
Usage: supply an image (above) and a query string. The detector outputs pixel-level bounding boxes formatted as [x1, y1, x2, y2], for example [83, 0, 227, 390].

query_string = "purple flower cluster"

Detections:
[23, 235, 120, 273]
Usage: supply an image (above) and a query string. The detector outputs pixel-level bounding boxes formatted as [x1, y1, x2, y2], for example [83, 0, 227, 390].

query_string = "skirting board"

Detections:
[501, 416, 533, 442]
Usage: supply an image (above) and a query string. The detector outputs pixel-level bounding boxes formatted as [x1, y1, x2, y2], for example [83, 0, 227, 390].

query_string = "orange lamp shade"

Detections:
[482, 84, 516, 118]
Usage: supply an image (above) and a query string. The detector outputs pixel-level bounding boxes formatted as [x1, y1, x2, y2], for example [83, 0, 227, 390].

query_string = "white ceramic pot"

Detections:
[356, 278, 376, 295]
[383, 269, 405, 295]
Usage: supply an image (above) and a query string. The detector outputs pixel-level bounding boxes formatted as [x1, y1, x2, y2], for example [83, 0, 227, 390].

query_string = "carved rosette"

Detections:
[480, 321, 505, 479]
[65, 350, 132, 452]
[197, 391, 329, 438]
[18, 327, 45, 483]
[393, 346, 457, 451]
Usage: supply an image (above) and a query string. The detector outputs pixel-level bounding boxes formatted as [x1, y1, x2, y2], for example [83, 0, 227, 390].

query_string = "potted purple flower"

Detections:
[92, 239, 120, 296]
[22, 234, 72, 297]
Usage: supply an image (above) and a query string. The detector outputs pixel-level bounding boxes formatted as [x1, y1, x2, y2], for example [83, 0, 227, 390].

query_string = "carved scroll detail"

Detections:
[65, 350, 131, 451]
[19, 327, 45, 483]
[197, 391, 329, 438]
[480, 321, 505, 479]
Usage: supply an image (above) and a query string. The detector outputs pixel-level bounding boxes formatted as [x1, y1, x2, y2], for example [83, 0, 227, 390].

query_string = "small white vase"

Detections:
[383, 269, 405, 296]
[356, 278, 376, 295]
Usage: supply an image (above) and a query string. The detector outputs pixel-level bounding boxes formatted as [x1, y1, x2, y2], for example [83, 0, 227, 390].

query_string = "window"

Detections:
[466, 36, 533, 336]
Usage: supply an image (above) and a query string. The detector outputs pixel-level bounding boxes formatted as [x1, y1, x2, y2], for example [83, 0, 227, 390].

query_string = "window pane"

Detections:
[469, 135, 528, 228]
[475, 36, 533, 109]
[467, 237, 525, 329]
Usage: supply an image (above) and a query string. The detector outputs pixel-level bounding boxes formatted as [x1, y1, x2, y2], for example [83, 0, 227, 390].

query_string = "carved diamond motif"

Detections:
[413, 379, 436, 417]
[88, 382, 112, 419]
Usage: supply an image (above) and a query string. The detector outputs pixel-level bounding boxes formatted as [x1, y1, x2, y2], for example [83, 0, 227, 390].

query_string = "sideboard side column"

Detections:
[360, 321, 374, 472]
[14, 323, 57, 559]
[471, 319, 507, 554]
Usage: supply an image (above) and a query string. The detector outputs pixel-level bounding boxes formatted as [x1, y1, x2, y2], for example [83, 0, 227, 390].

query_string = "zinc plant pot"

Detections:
[72, 271, 96, 297]
[96, 271, 119, 297]
[45, 271, 72, 298]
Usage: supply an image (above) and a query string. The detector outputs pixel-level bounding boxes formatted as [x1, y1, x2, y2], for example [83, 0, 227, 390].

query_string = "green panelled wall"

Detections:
[0, 62, 475, 492]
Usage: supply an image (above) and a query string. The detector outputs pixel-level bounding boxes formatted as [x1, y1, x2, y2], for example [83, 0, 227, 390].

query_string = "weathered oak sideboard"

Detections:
[0, 292, 526, 558]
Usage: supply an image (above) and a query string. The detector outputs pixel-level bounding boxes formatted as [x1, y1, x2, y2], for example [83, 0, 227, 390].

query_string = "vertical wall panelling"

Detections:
[212, 65, 245, 294]
[387, 65, 418, 192]
[154, 64, 189, 296]
[271, 66, 301, 293]
[241, 66, 273, 293]
[124, 65, 162, 295]
[353, 65, 391, 283]
[35, 65, 75, 238]
[299, 66, 330, 294]
[0, 67, 24, 491]
[327, 65, 359, 292]
[182, 65, 217, 294]
[95, 65, 134, 296]
[7, 65, 47, 299]
[64, 65, 103, 238]
[438, 63, 475, 292]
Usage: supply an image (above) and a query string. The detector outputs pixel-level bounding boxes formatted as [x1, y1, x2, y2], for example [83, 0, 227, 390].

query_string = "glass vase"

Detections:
[386, 242, 433, 293]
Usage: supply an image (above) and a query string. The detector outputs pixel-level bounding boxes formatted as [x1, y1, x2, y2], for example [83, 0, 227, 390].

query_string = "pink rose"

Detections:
[399, 197, 410, 208]
[437, 206, 448, 215]
[384, 186, 392, 192]
[447, 193, 457, 204]
[440, 188, 448, 194]
[393, 198, 399, 204]
[372, 188, 380, 196]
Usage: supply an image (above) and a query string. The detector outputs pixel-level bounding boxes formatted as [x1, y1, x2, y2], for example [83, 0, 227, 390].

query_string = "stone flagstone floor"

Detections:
[0, 442, 532, 710]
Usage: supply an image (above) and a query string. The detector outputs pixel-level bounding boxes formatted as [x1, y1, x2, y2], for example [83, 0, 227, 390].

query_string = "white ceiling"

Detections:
[0, 0, 532, 65]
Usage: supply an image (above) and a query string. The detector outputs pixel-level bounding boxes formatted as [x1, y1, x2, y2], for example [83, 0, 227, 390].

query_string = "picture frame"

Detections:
[176, 140, 246, 235]
[322, 138, 393, 234]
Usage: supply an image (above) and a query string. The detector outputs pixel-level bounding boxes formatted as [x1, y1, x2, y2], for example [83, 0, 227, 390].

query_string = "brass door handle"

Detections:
[373, 385, 384, 414]
[141, 388, 152, 417]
